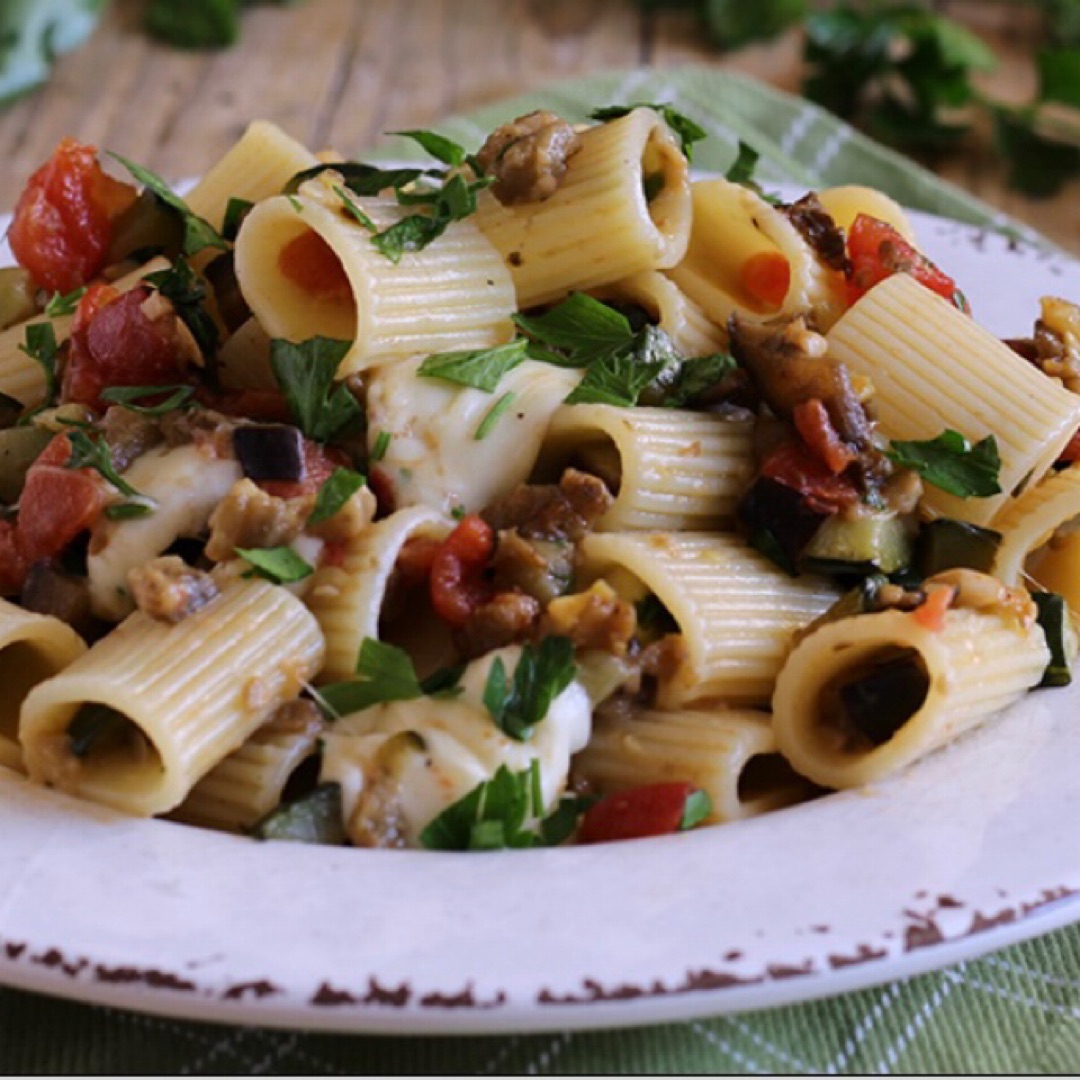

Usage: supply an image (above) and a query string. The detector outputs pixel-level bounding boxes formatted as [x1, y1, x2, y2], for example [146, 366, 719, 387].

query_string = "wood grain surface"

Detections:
[0, 0, 1077, 254]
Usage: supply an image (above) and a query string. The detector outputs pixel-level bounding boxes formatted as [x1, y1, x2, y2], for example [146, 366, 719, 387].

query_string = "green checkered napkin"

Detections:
[3, 66, 1080, 1074]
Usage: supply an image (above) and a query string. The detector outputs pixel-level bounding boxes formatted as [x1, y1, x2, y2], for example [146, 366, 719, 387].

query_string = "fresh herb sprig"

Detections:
[885, 429, 1002, 498]
[143, 257, 220, 359]
[482, 637, 577, 742]
[236, 545, 314, 584]
[269, 337, 361, 443]
[589, 102, 707, 161]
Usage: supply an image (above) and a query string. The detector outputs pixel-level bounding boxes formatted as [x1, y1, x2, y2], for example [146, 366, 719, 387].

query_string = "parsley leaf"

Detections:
[269, 337, 361, 443]
[316, 638, 462, 717]
[236, 545, 314, 584]
[371, 173, 490, 264]
[66, 430, 156, 519]
[417, 339, 529, 392]
[474, 391, 516, 440]
[654, 351, 738, 408]
[885, 430, 1002, 498]
[19, 322, 58, 406]
[308, 467, 367, 526]
[370, 430, 391, 463]
[100, 384, 196, 416]
[44, 286, 87, 318]
[284, 162, 439, 197]
[109, 152, 228, 256]
[333, 184, 377, 232]
[222, 197, 254, 242]
[562, 325, 677, 407]
[680, 789, 713, 830]
[482, 637, 577, 742]
[589, 102, 707, 162]
[143, 257, 219, 359]
[513, 293, 636, 368]
[723, 140, 781, 205]
[390, 129, 468, 167]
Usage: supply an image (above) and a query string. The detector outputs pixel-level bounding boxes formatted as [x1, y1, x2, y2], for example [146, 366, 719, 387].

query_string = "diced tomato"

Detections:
[740, 251, 791, 310]
[279, 230, 353, 305]
[846, 214, 969, 312]
[578, 783, 702, 844]
[320, 539, 349, 569]
[792, 398, 857, 475]
[8, 138, 137, 294]
[63, 285, 190, 409]
[759, 439, 859, 513]
[913, 583, 955, 632]
[259, 439, 347, 500]
[430, 514, 494, 626]
[0, 433, 106, 596]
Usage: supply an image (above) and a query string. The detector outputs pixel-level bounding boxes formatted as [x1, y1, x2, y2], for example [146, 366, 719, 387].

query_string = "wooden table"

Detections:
[1, 0, 1078, 255]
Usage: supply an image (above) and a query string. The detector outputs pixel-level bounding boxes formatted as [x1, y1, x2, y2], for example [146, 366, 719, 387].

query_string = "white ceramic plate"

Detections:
[1, 200, 1080, 1035]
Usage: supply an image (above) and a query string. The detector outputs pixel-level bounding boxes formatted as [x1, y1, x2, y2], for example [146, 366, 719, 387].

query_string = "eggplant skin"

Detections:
[232, 424, 305, 482]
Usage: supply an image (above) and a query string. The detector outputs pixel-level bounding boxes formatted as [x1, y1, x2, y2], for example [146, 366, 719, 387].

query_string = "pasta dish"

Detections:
[0, 106, 1077, 851]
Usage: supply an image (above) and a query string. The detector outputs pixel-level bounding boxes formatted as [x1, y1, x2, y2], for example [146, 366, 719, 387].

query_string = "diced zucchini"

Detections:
[0, 268, 38, 331]
[252, 782, 347, 845]
[0, 426, 52, 505]
[916, 518, 1001, 577]
[801, 511, 912, 578]
[1032, 591, 1074, 688]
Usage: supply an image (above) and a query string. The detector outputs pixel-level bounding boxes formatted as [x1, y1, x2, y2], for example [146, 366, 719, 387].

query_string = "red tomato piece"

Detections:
[0, 434, 106, 595]
[846, 214, 968, 312]
[63, 285, 189, 409]
[759, 439, 859, 513]
[430, 514, 494, 626]
[279, 230, 353, 304]
[578, 782, 700, 844]
[8, 138, 137, 294]
[396, 535, 441, 583]
[792, 398, 857, 475]
[739, 251, 791, 310]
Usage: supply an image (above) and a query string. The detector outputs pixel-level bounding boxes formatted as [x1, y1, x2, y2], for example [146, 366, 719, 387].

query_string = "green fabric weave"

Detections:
[2, 65, 1079, 1074]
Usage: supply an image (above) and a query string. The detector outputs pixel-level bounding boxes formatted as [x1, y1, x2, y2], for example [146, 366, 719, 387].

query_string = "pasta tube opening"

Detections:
[736, 751, 806, 812]
[0, 642, 71, 746]
[812, 645, 931, 756]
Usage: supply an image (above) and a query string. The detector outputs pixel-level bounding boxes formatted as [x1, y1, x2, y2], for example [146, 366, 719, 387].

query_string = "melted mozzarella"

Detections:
[87, 445, 243, 621]
[365, 356, 580, 516]
[320, 646, 592, 847]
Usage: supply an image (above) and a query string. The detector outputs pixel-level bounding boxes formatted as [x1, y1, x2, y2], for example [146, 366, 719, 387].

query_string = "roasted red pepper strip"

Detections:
[793, 397, 857, 475]
[9, 138, 136, 294]
[430, 514, 494, 627]
[759, 439, 859, 514]
[578, 782, 703, 844]
[846, 214, 969, 312]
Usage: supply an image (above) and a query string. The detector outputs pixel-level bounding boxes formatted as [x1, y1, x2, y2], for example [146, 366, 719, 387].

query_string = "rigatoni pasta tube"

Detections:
[174, 700, 324, 832]
[234, 185, 516, 375]
[306, 506, 453, 682]
[184, 119, 319, 230]
[668, 178, 843, 331]
[826, 273, 1080, 526]
[815, 185, 917, 245]
[589, 270, 726, 358]
[19, 576, 325, 816]
[772, 605, 1049, 790]
[472, 108, 692, 308]
[536, 405, 754, 531]
[572, 707, 810, 823]
[993, 465, 1080, 587]
[0, 601, 86, 773]
[578, 532, 838, 705]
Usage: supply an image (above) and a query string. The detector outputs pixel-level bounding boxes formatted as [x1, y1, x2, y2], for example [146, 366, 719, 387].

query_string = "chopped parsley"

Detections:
[308, 467, 367, 526]
[370, 430, 392, 463]
[221, 197, 254, 242]
[589, 102, 707, 162]
[315, 638, 462, 717]
[235, 545, 314, 584]
[100, 384, 196, 417]
[18, 322, 58, 407]
[43, 286, 87, 319]
[482, 637, 577, 742]
[65, 430, 142, 499]
[417, 339, 529, 393]
[514, 293, 637, 368]
[143, 256, 219, 359]
[333, 184, 377, 232]
[284, 162, 439, 198]
[885, 430, 1002, 499]
[109, 152, 228, 256]
[269, 337, 361, 443]
[390, 128, 469, 167]
[474, 391, 516, 441]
